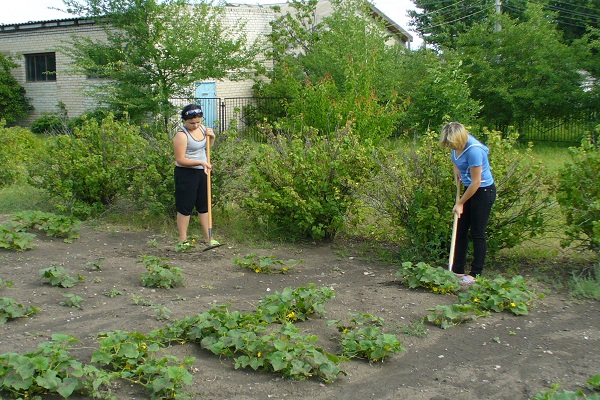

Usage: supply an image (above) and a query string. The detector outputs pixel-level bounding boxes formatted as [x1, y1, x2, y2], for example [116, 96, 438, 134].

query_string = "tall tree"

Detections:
[0, 54, 32, 124]
[256, 0, 480, 136]
[457, 3, 585, 128]
[409, 0, 600, 49]
[259, 0, 405, 102]
[61, 0, 260, 127]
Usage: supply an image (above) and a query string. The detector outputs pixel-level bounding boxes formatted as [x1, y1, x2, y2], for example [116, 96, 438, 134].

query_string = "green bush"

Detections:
[128, 129, 175, 218]
[30, 107, 124, 135]
[555, 129, 600, 252]
[395, 50, 482, 134]
[367, 127, 552, 261]
[0, 123, 44, 187]
[29, 111, 68, 134]
[483, 127, 553, 253]
[243, 120, 375, 241]
[31, 115, 147, 219]
[0, 54, 32, 123]
[284, 75, 401, 146]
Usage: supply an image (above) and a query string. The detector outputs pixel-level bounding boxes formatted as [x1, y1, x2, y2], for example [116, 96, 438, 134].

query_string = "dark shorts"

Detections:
[174, 166, 208, 215]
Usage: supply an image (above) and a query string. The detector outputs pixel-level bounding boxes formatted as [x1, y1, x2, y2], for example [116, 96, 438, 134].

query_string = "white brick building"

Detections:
[0, 1, 411, 126]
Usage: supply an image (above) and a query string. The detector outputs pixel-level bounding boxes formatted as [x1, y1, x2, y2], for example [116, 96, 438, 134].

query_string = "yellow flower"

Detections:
[474, 298, 479, 303]
[510, 302, 516, 307]
[257, 352, 261, 358]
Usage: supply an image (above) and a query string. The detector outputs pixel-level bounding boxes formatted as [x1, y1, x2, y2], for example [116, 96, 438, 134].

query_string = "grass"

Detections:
[528, 142, 573, 174]
[569, 264, 600, 301]
[0, 184, 54, 214]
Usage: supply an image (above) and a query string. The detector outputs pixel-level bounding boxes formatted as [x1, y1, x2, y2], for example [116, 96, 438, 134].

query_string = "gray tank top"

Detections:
[179, 126, 207, 170]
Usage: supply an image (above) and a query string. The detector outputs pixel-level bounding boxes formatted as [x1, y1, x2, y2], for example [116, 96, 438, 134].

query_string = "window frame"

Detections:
[25, 52, 57, 82]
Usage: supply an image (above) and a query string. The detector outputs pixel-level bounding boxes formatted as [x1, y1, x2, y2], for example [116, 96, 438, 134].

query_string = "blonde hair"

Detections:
[440, 122, 468, 150]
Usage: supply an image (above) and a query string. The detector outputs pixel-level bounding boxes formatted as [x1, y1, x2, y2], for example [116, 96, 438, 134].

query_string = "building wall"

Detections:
[0, 20, 107, 125]
[215, 4, 275, 98]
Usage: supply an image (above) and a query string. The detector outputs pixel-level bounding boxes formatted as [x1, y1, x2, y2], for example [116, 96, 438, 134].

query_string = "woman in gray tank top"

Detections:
[173, 104, 217, 249]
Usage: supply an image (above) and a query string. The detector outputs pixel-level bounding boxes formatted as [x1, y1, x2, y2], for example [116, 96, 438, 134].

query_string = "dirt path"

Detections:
[0, 226, 598, 399]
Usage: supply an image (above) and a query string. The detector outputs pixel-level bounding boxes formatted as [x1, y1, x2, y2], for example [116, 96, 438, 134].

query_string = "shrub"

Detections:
[29, 111, 68, 134]
[128, 129, 175, 218]
[31, 114, 147, 219]
[366, 127, 552, 261]
[30, 106, 126, 135]
[0, 54, 32, 123]
[555, 129, 600, 252]
[0, 123, 44, 187]
[243, 121, 375, 241]
[483, 127, 553, 254]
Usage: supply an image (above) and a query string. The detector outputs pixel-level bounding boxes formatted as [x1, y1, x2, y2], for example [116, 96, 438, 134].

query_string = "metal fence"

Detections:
[171, 97, 598, 143]
[170, 97, 289, 137]
[516, 109, 599, 144]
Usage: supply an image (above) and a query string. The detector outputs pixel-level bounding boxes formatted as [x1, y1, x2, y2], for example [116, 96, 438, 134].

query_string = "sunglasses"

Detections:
[184, 108, 203, 117]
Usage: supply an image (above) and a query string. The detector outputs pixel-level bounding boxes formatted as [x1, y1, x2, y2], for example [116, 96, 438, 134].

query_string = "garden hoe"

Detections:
[203, 133, 224, 252]
[448, 177, 461, 270]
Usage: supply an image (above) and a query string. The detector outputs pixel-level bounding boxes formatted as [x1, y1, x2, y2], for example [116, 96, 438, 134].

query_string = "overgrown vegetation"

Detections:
[0, 122, 43, 187]
[0, 54, 32, 124]
[359, 127, 552, 261]
[555, 130, 600, 252]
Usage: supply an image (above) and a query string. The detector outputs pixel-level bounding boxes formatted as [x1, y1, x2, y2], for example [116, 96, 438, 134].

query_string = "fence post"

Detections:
[220, 100, 226, 134]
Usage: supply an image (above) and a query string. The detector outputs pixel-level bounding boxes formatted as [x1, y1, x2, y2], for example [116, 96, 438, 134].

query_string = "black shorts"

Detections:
[174, 166, 208, 215]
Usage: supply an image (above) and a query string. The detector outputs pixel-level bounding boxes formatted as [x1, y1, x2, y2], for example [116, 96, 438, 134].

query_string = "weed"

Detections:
[59, 293, 85, 308]
[0, 278, 13, 290]
[569, 263, 600, 301]
[138, 255, 183, 289]
[396, 261, 460, 294]
[103, 288, 123, 298]
[257, 283, 335, 323]
[233, 253, 300, 274]
[39, 265, 82, 288]
[86, 258, 105, 271]
[398, 318, 428, 337]
[329, 313, 405, 362]
[0, 223, 36, 251]
[0, 297, 40, 324]
[151, 304, 172, 321]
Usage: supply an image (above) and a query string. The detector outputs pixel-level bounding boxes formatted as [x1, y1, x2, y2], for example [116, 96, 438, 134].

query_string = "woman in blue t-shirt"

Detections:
[440, 122, 496, 284]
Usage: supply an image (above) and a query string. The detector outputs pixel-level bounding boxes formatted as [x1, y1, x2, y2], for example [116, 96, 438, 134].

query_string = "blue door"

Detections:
[194, 82, 217, 129]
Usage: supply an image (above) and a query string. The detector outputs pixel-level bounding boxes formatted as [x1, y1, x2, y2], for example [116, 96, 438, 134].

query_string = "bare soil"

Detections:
[0, 225, 598, 400]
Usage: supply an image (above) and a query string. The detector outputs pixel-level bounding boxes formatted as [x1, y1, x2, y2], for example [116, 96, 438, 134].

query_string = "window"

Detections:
[25, 53, 56, 82]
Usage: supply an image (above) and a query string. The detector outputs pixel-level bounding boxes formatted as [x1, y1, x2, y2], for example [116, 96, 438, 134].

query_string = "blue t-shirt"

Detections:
[451, 135, 494, 187]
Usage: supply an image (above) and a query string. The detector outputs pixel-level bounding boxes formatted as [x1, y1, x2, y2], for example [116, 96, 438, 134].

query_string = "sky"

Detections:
[0, 0, 423, 47]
